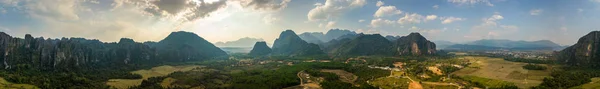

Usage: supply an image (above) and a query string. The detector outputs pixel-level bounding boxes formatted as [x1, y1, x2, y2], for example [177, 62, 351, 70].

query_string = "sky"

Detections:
[1, 0, 600, 45]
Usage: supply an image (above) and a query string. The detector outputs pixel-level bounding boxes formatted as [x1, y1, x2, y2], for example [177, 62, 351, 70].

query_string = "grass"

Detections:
[422, 84, 458, 89]
[0, 77, 39, 89]
[106, 65, 203, 89]
[451, 56, 552, 88]
[461, 75, 515, 88]
[320, 69, 358, 83]
[369, 77, 411, 89]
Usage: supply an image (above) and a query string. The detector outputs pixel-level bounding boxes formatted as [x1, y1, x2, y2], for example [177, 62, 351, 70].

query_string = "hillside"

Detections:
[154, 31, 228, 61]
[558, 31, 600, 67]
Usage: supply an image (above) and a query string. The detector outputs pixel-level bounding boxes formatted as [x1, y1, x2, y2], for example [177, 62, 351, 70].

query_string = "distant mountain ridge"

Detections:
[298, 29, 357, 44]
[444, 39, 564, 51]
[215, 37, 265, 47]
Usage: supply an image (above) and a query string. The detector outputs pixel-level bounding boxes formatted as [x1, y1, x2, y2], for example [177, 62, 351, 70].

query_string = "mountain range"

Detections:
[442, 39, 566, 51]
[0, 31, 227, 70]
[298, 29, 357, 44]
[214, 37, 265, 47]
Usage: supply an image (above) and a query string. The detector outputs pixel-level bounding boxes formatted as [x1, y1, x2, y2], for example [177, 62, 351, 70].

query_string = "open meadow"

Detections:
[452, 56, 553, 88]
[106, 65, 203, 89]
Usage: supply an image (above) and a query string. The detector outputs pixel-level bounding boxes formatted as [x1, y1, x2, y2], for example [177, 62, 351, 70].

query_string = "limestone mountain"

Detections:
[214, 37, 264, 47]
[393, 33, 436, 56]
[154, 31, 228, 62]
[558, 31, 600, 67]
[271, 30, 324, 56]
[249, 42, 272, 56]
[0, 32, 157, 70]
[330, 34, 394, 56]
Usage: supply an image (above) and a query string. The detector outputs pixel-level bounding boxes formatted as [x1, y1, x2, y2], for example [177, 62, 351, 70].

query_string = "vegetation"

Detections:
[522, 64, 547, 70]
[504, 57, 554, 64]
[534, 70, 600, 89]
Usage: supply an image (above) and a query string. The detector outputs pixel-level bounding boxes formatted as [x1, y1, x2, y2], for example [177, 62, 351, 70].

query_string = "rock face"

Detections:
[393, 33, 436, 56]
[249, 42, 272, 56]
[154, 31, 228, 62]
[0, 32, 156, 70]
[271, 30, 324, 57]
[558, 31, 600, 67]
[330, 34, 394, 56]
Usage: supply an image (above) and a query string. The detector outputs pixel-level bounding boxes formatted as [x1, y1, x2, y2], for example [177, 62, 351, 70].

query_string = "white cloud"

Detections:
[370, 18, 395, 27]
[374, 6, 402, 17]
[358, 19, 365, 22]
[376, 1, 384, 7]
[326, 21, 336, 28]
[467, 13, 518, 39]
[441, 17, 465, 24]
[448, 0, 493, 6]
[578, 8, 584, 13]
[263, 14, 279, 25]
[397, 13, 425, 24]
[530, 9, 543, 15]
[426, 15, 438, 20]
[432, 5, 439, 9]
[307, 0, 366, 21]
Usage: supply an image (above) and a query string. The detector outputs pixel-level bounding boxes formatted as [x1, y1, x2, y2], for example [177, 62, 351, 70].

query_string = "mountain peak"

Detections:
[118, 38, 135, 44]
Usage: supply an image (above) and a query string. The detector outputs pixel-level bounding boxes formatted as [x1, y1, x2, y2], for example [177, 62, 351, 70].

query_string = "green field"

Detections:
[106, 65, 203, 89]
[0, 77, 39, 89]
[369, 77, 411, 89]
[452, 56, 551, 88]
[460, 75, 515, 88]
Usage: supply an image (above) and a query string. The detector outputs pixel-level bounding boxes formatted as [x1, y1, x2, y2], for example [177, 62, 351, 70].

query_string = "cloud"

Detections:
[263, 14, 279, 25]
[376, 1, 384, 7]
[143, 0, 228, 21]
[530, 9, 543, 15]
[397, 13, 437, 24]
[374, 6, 402, 17]
[370, 18, 395, 27]
[441, 17, 465, 24]
[447, 0, 493, 6]
[426, 15, 437, 20]
[307, 0, 366, 21]
[577, 8, 583, 13]
[432, 5, 439, 9]
[467, 13, 518, 39]
[326, 21, 336, 28]
[240, 0, 291, 10]
[358, 19, 365, 22]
